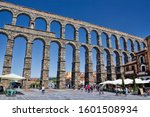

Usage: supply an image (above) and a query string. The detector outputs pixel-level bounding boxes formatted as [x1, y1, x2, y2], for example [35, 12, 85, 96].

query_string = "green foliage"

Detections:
[122, 78, 125, 89]
[132, 75, 138, 93]
[30, 83, 40, 89]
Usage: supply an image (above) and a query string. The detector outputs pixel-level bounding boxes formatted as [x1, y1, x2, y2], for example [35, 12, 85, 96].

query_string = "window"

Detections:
[142, 66, 146, 72]
[132, 66, 135, 70]
[139, 56, 144, 64]
[126, 67, 129, 71]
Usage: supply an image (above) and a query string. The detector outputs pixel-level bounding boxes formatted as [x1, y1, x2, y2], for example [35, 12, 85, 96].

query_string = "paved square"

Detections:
[0, 89, 150, 100]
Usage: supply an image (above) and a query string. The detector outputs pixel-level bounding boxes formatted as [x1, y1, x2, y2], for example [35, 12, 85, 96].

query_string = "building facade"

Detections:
[123, 36, 150, 79]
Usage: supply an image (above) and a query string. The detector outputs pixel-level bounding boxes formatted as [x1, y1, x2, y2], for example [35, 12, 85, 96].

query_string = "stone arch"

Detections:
[101, 32, 109, 48]
[78, 27, 88, 44]
[49, 41, 61, 83]
[111, 34, 118, 49]
[104, 48, 112, 80]
[127, 39, 134, 52]
[130, 53, 135, 62]
[0, 33, 8, 74]
[141, 42, 146, 50]
[134, 40, 140, 52]
[34, 17, 47, 31]
[91, 30, 99, 46]
[65, 43, 76, 88]
[92, 46, 101, 83]
[0, 8, 14, 15]
[122, 52, 128, 64]
[51, 40, 62, 48]
[50, 20, 62, 38]
[0, 9, 13, 28]
[113, 50, 121, 79]
[31, 38, 45, 78]
[13, 34, 28, 41]
[119, 37, 126, 51]
[16, 13, 31, 28]
[65, 23, 75, 40]
[79, 44, 89, 85]
[11, 36, 27, 75]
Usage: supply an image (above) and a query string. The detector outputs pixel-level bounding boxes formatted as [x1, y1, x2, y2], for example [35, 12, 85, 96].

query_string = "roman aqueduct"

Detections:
[0, 2, 147, 89]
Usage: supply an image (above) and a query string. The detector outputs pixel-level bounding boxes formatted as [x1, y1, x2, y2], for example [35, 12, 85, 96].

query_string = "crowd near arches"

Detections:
[0, 2, 147, 88]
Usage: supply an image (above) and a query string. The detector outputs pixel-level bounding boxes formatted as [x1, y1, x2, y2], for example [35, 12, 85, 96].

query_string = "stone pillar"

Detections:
[124, 39, 128, 51]
[12, 16, 17, 25]
[61, 23, 65, 39]
[46, 21, 50, 32]
[23, 41, 33, 89]
[87, 31, 91, 44]
[75, 29, 79, 41]
[110, 52, 116, 80]
[29, 20, 35, 29]
[72, 48, 80, 89]
[2, 35, 14, 75]
[96, 51, 101, 84]
[116, 36, 120, 49]
[100, 51, 106, 82]
[98, 33, 102, 46]
[85, 50, 93, 85]
[107, 34, 112, 48]
[41, 44, 50, 88]
[119, 55, 125, 79]
[57, 46, 66, 89]
[131, 41, 134, 52]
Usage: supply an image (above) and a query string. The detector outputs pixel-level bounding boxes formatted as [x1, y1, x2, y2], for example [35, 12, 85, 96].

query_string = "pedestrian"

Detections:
[115, 86, 119, 96]
[125, 87, 128, 96]
[87, 84, 90, 93]
[41, 85, 45, 94]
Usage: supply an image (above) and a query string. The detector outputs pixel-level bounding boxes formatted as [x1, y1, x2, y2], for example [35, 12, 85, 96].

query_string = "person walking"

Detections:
[41, 85, 45, 94]
[125, 87, 128, 96]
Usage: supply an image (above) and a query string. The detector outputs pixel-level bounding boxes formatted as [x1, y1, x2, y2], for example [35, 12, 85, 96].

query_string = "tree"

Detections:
[121, 77, 125, 89]
[132, 75, 138, 94]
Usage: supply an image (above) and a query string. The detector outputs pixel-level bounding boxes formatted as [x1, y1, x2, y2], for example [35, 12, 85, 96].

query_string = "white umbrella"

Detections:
[99, 80, 114, 85]
[124, 79, 133, 85]
[0, 73, 25, 81]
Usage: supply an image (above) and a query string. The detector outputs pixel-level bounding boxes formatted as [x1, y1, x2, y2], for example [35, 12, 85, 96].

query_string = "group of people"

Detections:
[79, 84, 104, 94]
[115, 86, 128, 96]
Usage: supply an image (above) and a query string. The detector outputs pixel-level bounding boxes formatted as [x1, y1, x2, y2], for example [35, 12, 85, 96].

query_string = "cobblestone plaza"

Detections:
[0, 89, 150, 100]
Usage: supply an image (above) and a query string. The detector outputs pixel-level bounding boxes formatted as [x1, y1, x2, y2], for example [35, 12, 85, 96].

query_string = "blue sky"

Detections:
[0, 0, 150, 78]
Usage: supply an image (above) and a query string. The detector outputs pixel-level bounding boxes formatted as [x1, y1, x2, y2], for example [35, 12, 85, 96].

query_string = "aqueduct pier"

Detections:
[0, 2, 147, 89]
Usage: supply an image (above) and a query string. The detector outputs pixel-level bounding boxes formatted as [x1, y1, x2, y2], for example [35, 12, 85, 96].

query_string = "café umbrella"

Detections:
[0, 73, 25, 81]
